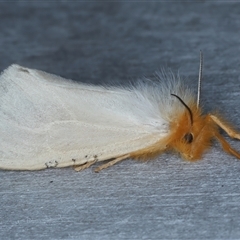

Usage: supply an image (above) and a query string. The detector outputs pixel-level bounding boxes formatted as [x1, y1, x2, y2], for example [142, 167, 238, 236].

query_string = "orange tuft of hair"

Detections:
[131, 102, 240, 161]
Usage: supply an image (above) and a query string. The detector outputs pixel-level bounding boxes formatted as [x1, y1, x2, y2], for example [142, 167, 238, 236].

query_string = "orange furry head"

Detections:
[167, 101, 240, 161]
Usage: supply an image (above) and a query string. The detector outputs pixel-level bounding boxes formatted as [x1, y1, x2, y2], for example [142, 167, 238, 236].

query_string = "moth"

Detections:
[0, 54, 240, 172]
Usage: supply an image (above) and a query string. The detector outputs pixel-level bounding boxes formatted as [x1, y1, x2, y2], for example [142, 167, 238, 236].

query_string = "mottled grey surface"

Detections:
[1, 2, 240, 240]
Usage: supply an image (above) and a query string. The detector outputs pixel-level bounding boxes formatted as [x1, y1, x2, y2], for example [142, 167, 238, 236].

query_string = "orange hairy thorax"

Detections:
[167, 104, 218, 160]
[165, 103, 240, 161]
[130, 103, 240, 162]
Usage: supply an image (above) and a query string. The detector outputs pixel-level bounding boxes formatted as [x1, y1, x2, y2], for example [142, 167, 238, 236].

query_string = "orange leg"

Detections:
[215, 132, 240, 159]
[210, 114, 240, 140]
[94, 154, 130, 173]
[74, 159, 97, 172]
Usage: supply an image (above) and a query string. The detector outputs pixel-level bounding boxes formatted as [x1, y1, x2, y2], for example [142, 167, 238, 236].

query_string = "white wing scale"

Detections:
[0, 65, 184, 170]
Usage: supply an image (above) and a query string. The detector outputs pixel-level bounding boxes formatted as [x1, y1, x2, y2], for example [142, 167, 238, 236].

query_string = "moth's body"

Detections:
[0, 64, 239, 172]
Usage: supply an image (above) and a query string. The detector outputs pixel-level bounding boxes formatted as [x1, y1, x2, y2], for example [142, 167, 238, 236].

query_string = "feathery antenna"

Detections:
[197, 51, 203, 108]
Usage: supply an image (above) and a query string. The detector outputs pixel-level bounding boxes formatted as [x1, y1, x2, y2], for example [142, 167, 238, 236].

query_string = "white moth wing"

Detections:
[0, 64, 173, 170]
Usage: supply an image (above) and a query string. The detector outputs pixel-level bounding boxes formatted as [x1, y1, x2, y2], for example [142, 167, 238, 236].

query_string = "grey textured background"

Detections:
[1, 2, 240, 239]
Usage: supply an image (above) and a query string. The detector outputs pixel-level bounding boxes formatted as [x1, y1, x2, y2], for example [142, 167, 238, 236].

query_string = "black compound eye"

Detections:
[184, 133, 193, 143]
